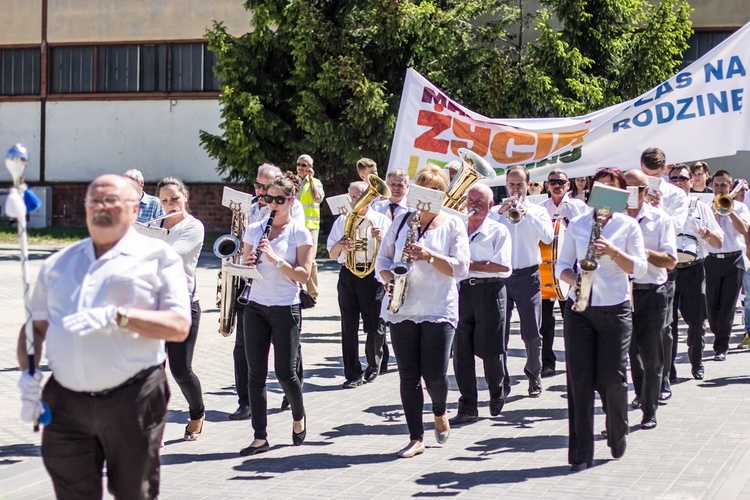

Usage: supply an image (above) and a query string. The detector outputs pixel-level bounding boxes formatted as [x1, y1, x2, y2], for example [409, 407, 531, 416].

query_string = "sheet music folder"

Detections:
[588, 182, 629, 213]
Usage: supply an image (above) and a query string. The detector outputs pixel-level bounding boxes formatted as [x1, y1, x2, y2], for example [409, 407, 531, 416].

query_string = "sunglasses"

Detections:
[296, 163, 310, 167]
[670, 176, 690, 182]
[263, 194, 294, 204]
[253, 182, 266, 190]
[547, 179, 568, 186]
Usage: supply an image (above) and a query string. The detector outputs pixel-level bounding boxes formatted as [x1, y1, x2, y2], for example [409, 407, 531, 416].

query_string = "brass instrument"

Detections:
[443, 148, 496, 211]
[387, 211, 420, 313]
[214, 192, 252, 337]
[713, 181, 744, 216]
[505, 196, 524, 225]
[344, 174, 391, 278]
[571, 208, 608, 312]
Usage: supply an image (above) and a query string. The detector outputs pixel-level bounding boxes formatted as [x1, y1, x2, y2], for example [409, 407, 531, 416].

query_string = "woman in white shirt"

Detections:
[376, 164, 470, 459]
[570, 176, 591, 202]
[239, 173, 313, 456]
[555, 168, 648, 471]
[156, 177, 206, 441]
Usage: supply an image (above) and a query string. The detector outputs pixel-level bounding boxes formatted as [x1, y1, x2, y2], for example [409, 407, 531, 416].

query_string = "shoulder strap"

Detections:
[395, 211, 413, 241]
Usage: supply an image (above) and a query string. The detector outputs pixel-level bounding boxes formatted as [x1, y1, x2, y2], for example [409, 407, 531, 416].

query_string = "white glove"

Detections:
[62, 305, 117, 336]
[18, 370, 44, 422]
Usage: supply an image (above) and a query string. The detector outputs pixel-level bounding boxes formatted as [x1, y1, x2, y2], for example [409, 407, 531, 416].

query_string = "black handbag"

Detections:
[299, 287, 316, 309]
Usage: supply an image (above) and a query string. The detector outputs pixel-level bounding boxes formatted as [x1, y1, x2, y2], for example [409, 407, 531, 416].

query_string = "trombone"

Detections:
[713, 180, 745, 216]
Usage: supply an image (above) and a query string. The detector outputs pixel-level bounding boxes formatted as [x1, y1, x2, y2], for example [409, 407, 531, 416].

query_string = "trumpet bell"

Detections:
[713, 194, 734, 216]
[507, 208, 523, 224]
[458, 148, 496, 179]
[213, 234, 241, 259]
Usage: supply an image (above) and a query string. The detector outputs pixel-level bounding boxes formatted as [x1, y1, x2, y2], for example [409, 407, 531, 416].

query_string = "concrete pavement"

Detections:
[1, 248, 750, 499]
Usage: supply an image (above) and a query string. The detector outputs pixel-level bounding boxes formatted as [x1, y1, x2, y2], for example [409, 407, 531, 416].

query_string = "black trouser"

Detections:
[236, 293, 304, 407]
[670, 261, 707, 370]
[42, 366, 168, 500]
[502, 269, 543, 391]
[337, 267, 386, 380]
[244, 301, 305, 440]
[453, 281, 507, 416]
[564, 300, 631, 466]
[630, 285, 668, 422]
[660, 272, 677, 390]
[166, 300, 204, 420]
[540, 299, 564, 371]
[390, 320, 454, 442]
[705, 252, 745, 354]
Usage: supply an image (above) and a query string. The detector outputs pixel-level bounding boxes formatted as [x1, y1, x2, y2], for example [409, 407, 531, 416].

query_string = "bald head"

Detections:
[624, 169, 648, 187]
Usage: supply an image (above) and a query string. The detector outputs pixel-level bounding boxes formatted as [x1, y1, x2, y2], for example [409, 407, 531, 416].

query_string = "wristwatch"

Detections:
[275, 259, 287, 269]
[116, 306, 130, 328]
[427, 254, 435, 265]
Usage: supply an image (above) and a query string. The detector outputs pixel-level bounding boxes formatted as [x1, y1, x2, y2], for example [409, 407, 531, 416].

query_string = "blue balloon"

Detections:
[23, 189, 41, 214]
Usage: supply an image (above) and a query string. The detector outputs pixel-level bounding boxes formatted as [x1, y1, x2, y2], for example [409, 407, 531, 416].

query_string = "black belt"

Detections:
[676, 258, 704, 269]
[708, 251, 742, 259]
[512, 265, 539, 276]
[460, 277, 503, 286]
[632, 283, 662, 291]
[80, 364, 162, 397]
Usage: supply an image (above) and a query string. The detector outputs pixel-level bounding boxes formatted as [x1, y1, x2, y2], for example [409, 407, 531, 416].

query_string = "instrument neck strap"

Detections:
[417, 215, 435, 242]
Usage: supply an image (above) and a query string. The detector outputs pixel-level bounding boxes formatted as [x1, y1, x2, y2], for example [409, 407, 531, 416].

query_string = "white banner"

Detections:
[387, 22, 750, 185]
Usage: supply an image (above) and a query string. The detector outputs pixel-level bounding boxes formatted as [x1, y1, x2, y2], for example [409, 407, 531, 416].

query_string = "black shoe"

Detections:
[280, 396, 290, 411]
[449, 413, 478, 425]
[541, 366, 556, 378]
[658, 390, 672, 403]
[380, 364, 389, 374]
[292, 415, 306, 446]
[714, 352, 726, 361]
[342, 378, 363, 389]
[692, 366, 705, 380]
[631, 396, 641, 409]
[229, 404, 251, 420]
[528, 386, 542, 398]
[570, 462, 589, 472]
[364, 368, 379, 383]
[641, 417, 657, 430]
[611, 439, 627, 459]
[489, 399, 505, 417]
[240, 440, 269, 456]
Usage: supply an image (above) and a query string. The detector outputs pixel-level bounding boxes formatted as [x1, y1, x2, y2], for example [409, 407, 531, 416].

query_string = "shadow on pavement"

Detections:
[489, 408, 567, 429]
[413, 464, 580, 492]
[0, 443, 40, 458]
[233, 451, 398, 473]
[321, 422, 408, 439]
[465, 434, 567, 457]
[698, 375, 750, 387]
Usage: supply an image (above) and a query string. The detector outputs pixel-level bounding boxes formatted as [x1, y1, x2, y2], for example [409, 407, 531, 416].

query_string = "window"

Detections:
[681, 31, 734, 69]
[97, 45, 140, 92]
[0, 48, 41, 95]
[50, 46, 95, 93]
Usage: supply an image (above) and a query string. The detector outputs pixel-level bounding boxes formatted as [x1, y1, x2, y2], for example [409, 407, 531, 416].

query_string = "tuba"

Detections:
[713, 181, 744, 216]
[571, 208, 608, 312]
[344, 174, 391, 278]
[443, 148, 496, 211]
[387, 211, 420, 314]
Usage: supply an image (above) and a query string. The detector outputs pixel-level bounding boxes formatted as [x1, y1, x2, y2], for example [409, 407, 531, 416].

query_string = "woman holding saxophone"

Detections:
[238, 173, 313, 456]
[375, 164, 470, 459]
[555, 168, 647, 471]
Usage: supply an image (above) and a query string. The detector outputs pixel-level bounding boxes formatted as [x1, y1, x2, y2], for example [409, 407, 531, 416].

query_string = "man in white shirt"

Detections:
[625, 170, 677, 430]
[706, 170, 750, 360]
[328, 182, 391, 387]
[490, 165, 554, 398]
[373, 168, 410, 222]
[450, 184, 512, 425]
[539, 169, 588, 378]
[17, 174, 191, 499]
[667, 165, 723, 380]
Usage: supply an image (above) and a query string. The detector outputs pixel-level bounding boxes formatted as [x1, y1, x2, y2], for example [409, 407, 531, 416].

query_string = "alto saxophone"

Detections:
[571, 208, 609, 312]
[387, 211, 420, 314]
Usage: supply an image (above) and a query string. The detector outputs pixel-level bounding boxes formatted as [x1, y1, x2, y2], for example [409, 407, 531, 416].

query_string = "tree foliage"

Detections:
[200, 0, 692, 187]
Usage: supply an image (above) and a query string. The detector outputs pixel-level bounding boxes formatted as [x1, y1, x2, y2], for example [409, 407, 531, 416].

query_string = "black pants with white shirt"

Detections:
[166, 300, 204, 420]
[541, 299, 564, 371]
[705, 252, 745, 354]
[630, 285, 668, 421]
[502, 268, 543, 392]
[670, 261, 707, 370]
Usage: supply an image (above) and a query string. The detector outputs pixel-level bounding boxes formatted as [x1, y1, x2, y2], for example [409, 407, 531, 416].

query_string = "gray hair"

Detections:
[349, 181, 368, 193]
[467, 183, 493, 201]
[123, 169, 144, 184]
[257, 163, 282, 178]
[297, 154, 314, 166]
[547, 168, 568, 180]
[386, 169, 409, 182]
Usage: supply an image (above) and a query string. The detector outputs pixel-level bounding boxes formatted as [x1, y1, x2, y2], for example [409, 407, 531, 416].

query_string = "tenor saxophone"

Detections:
[387, 211, 420, 314]
[571, 209, 608, 312]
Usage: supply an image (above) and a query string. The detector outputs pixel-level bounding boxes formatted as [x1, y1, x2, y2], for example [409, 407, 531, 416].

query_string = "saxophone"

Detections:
[387, 211, 420, 313]
[571, 208, 609, 312]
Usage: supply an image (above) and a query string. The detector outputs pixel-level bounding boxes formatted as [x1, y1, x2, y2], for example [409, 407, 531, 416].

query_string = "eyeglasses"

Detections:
[670, 176, 690, 183]
[263, 194, 294, 204]
[85, 196, 137, 208]
[296, 163, 310, 167]
[530, 182, 544, 188]
[547, 179, 568, 186]
[253, 182, 265, 190]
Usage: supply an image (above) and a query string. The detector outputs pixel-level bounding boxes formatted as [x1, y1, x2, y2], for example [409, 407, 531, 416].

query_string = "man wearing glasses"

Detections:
[296, 155, 325, 300]
[538, 169, 588, 378]
[667, 165, 722, 381]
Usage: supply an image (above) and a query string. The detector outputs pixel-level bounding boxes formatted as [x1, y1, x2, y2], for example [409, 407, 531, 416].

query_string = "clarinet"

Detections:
[237, 210, 276, 305]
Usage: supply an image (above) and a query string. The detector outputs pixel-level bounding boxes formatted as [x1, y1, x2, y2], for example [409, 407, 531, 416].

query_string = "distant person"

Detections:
[356, 157, 379, 182]
[296, 154, 325, 300]
[690, 161, 713, 193]
[528, 182, 544, 196]
[569, 176, 591, 202]
[124, 169, 164, 223]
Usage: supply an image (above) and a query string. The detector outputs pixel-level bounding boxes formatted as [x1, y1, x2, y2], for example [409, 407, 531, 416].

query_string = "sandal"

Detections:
[184, 415, 205, 441]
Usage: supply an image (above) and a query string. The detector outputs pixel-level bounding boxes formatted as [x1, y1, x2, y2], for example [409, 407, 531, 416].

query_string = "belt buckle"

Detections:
[468, 278, 476, 286]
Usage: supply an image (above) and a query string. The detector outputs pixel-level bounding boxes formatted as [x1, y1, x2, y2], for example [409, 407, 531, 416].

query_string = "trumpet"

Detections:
[505, 196, 525, 224]
[713, 181, 744, 216]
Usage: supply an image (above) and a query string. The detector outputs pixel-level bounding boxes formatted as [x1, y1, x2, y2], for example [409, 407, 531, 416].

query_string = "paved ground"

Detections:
[1, 247, 750, 499]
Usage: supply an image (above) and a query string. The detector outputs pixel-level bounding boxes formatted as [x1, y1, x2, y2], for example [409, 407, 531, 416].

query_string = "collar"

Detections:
[85, 227, 143, 261]
[634, 203, 655, 222]
[468, 217, 492, 237]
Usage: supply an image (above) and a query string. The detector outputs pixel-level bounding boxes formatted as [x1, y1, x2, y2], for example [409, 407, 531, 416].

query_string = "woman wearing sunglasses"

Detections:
[239, 173, 314, 456]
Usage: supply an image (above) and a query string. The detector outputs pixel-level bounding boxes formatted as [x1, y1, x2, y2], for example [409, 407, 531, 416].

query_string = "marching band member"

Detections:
[706, 170, 750, 361]
[123, 168, 164, 223]
[556, 168, 648, 471]
[239, 173, 313, 456]
[539, 169, 589, 378]
[376, 164, 470, 459]
[624, 170, 677, 431]
[490, 165, 553, 398]
[667, 165, 723, 380]
[327, 181, 391, 387]
[156, 177, 207, 441]
[450, 184, 511, 425]
[690, 161, 713, 194]
[374, 169, 410, 222]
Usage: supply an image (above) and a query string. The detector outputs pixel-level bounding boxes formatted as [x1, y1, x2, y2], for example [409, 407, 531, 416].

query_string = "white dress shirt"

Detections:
[678, 198, 723, 259]
[327, 210, 392, 265]
[632, 205, 677, 285]
[165, 214, 204, 300]
[711, 201, 750, 254]
[490, 199, 553, 269]
[373, 198, 409, 221]
[30, 229, 191, 392]
[375, 212, 470, 327]
[466, 218, 512, 279]
[556, 212, 648, 306]
[653, 180, 689, 235]
[540, 194, 589, 222]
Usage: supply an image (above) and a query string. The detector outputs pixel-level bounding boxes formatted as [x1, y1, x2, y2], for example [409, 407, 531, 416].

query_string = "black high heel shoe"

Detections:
[292, 415, 306, 446]
[239, 439, 269, 456]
